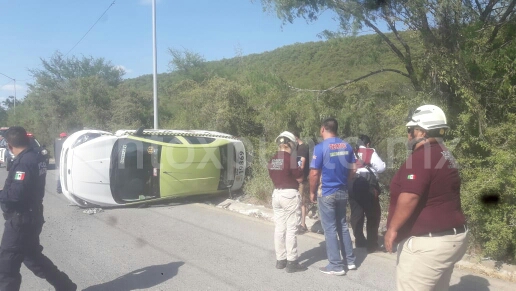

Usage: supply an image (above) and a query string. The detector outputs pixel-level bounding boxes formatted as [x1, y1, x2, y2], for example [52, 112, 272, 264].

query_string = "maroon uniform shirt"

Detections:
[268, 151, 303, 190]
[387, 141, 466, 241]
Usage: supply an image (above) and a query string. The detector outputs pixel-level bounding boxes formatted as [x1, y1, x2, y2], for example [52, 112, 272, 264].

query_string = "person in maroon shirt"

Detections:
[385, 105, 468, 291]
[267, 131, 307, 273]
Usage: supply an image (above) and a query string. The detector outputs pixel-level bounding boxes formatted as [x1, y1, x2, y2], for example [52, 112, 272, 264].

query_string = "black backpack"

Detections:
[352, 154, 381, 199]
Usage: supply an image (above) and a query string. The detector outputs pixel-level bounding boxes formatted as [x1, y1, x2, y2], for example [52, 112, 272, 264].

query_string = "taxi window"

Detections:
[182, 136, 215, 144]
[145, 135, 182, 144]
[111, 138, 160, 203]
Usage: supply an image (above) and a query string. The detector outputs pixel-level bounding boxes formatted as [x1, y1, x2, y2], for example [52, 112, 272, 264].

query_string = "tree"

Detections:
[1, 96, 15, 110]
[167, 48, 208, 82]
[0, 106, 7, 125]
[261, 1, 514, 79]
[19, 52, 125, 147]
[29, 51, 124, 89]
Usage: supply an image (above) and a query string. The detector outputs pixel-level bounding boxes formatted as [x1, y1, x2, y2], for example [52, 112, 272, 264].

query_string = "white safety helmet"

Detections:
[406, 105, 449, 131]
[275, 131, 296, 145]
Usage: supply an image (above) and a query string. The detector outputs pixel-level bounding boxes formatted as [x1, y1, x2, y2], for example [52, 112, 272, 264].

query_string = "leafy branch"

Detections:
[287, 68, 410, 93]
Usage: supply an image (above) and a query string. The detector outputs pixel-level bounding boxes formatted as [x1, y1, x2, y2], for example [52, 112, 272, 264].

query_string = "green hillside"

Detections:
[126, 33, 415, 93]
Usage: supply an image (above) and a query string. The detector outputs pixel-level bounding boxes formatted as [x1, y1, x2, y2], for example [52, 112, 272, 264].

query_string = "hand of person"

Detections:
[310, 192, 317, 203]
[384, 228, 398, 253]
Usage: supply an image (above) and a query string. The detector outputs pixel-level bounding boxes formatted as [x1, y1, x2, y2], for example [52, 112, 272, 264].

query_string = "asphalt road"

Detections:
[0, 166, 512, 290]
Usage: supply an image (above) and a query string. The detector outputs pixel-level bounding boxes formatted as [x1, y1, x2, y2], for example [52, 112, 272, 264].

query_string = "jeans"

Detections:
[318, 189, 355, 271]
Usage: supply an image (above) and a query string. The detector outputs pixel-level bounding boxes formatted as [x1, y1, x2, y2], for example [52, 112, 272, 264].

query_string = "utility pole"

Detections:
[152, 0, 158, 129]
[0, 73, 16, 115]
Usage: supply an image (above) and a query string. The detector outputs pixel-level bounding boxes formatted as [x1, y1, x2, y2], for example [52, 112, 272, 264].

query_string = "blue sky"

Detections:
[0, 0, 341, 102]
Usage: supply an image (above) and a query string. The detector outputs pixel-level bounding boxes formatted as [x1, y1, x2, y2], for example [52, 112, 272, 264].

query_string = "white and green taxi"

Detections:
[59, 128, 246, 207]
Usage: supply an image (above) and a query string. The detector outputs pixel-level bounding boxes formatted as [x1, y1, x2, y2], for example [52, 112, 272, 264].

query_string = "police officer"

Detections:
[0, 127, 76, 291]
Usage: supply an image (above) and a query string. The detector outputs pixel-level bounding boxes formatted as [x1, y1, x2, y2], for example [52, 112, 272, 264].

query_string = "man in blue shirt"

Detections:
[310, 118, 356, 275]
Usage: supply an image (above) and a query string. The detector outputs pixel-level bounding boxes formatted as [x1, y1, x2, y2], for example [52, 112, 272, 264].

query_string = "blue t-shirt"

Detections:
[310, 137, 356, 196]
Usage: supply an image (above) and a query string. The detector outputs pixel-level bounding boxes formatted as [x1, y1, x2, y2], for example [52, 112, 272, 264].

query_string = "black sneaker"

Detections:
[276, 259, 287, 269]
[55, 281, 77, 291]
[296, 225, 308, 234]
[286, 261, 307, 273]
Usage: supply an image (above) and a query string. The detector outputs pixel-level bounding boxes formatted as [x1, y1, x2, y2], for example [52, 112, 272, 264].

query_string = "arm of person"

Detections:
[370, 150, 386, 174]
[295, 157, 306, 183]
[308, 144, 323, 202]
[384, 192, 420, 253]
[347, 162, 356, 185]
[309, 169, 321, 203]
[290, 155, 304, 181]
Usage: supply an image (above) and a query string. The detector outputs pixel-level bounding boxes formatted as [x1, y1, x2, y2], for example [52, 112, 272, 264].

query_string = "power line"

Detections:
[65, 0, 116, 57]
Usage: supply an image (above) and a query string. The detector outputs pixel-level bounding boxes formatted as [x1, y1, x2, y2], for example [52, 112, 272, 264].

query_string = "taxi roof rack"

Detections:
[114, 128, 238, 140]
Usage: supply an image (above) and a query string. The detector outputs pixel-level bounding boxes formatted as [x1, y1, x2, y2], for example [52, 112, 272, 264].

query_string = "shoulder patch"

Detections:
[14, 171, 25, 181]
[407, 174, 416, 180]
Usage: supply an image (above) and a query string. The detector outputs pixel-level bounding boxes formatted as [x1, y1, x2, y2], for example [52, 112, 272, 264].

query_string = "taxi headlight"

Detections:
[41, 149, 48, 155]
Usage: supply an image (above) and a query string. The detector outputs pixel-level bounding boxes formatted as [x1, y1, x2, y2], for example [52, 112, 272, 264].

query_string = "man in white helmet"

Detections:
[267, 131, 307, 273]
[385, 105, 468, 290]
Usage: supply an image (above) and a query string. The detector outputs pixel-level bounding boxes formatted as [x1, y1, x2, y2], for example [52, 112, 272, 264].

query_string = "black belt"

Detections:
[418, 225, 468, 237]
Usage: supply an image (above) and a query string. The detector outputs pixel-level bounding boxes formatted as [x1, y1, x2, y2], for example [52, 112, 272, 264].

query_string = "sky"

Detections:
[0, 0, 342, 102]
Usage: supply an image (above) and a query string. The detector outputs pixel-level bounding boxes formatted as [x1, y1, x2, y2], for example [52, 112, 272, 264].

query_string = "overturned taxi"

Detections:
[59, 128, 246, 207]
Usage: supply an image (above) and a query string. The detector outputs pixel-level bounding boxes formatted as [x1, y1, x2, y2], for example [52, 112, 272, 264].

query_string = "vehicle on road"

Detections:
[59, 128, 246, 208]
[0, 132, 50, 170]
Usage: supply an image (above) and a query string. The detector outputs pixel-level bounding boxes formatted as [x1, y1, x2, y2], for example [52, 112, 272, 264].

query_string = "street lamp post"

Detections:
[152, 0, 158, 129]
[0, 73, 16, 115]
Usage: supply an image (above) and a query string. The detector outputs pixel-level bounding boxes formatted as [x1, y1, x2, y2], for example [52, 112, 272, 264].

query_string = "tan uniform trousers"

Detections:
[272, 189, 301, 261]
[396, 231, 468, 291]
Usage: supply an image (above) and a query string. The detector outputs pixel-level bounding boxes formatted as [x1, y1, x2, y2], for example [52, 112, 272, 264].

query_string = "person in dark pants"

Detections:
[349, 134, 385, 253]
[0, 127, 76, 291]
[293, 132, 310, 233]
[54, 132, 68, 194]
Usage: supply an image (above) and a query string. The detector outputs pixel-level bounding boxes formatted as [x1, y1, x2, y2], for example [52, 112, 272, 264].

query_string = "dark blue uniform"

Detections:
[0, 147, 76, 291]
